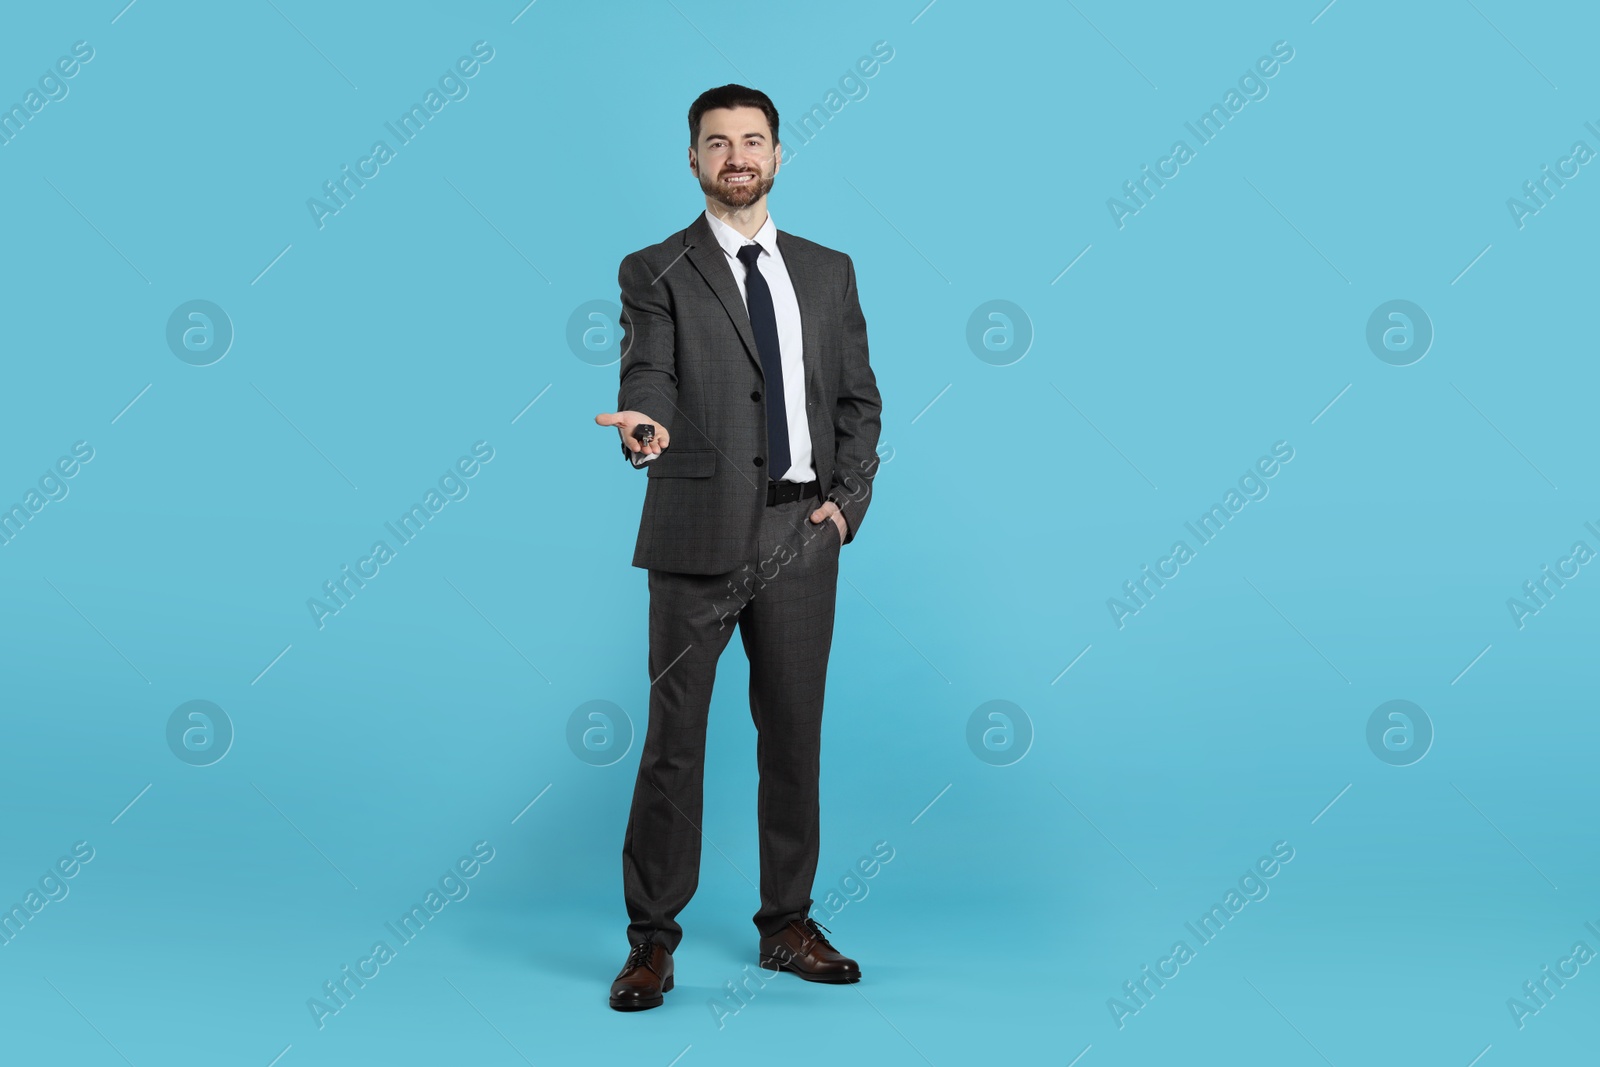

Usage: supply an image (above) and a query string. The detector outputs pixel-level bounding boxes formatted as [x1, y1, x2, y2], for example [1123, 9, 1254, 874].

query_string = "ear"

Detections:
[687, 146, 698, 175]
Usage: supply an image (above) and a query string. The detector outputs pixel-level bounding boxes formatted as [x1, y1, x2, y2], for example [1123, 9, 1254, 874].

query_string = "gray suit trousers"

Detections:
[622, 488, 841, 952]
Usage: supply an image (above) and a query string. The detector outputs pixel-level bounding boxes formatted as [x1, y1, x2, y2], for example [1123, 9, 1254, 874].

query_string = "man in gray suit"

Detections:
[593, 84, 883, 1011]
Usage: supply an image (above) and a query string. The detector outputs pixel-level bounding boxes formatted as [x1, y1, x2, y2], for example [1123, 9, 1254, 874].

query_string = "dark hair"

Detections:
[688, 84, 780, 148]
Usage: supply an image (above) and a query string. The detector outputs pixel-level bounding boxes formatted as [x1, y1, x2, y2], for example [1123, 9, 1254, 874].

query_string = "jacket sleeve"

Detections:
[827, 254, 883, 545]
[616, 250, 681, 467]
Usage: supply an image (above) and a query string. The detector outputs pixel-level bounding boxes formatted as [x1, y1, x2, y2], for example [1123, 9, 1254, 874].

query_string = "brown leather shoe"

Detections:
[758, 917, 860, 983]
[609, 940, 674, 1011]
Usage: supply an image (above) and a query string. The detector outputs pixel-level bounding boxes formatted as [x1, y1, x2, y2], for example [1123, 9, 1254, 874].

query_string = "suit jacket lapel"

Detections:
[682, 213, 823, 400]
[777, 229, 823, 402]
[684, 213, 761, 378]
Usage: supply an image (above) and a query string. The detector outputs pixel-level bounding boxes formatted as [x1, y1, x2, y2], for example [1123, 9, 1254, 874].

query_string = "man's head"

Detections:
[687, 84, 780, 211]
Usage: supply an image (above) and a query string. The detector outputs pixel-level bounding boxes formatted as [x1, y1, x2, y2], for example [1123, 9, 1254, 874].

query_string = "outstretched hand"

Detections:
[594, 410, 669, 456]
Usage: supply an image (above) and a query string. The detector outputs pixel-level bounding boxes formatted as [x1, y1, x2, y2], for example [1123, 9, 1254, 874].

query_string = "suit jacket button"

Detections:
[753, 456, 764, 467]
[750, 390, 762, 401]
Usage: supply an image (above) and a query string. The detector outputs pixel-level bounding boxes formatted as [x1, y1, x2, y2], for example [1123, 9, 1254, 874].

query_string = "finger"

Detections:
[595, 412, 621, 426]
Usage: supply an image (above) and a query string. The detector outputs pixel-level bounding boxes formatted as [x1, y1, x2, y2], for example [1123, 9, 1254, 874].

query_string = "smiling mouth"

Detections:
[723, 173, 755, 184]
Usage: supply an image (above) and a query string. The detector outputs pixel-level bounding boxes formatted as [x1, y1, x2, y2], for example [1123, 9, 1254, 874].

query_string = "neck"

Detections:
[706, 198, 768, 239]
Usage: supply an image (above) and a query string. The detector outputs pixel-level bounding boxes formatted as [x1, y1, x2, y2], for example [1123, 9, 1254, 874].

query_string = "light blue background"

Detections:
[1, 1, 1595, 1064]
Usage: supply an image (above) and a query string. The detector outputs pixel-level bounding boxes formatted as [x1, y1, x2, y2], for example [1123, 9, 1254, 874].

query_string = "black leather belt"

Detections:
[767, 479, 820, 506]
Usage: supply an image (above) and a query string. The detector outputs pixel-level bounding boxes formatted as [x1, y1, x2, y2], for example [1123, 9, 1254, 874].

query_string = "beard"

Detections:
[700, 165, 775, 209]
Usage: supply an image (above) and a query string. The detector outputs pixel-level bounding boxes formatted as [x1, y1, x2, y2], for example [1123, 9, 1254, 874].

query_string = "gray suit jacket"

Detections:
[616, 212, 883, 574]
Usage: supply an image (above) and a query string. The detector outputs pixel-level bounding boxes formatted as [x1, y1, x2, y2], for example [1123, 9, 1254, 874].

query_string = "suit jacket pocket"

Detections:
[645, 448, 716, 478]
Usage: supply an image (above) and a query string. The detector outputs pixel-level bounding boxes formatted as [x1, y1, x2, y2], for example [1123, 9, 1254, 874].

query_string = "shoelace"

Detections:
[626, 941, 656, 970]
[800, 918, 834, 948]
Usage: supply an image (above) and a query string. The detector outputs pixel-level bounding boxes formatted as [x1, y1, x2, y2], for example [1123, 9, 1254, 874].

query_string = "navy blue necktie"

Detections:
[736, 242, 791, 479]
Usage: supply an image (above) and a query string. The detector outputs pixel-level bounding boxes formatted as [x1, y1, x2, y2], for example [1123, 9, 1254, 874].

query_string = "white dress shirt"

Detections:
[631, 210, 815, 482]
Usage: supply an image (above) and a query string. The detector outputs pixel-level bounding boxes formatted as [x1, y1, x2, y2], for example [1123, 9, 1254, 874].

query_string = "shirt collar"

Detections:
[704, 208, 778, 261]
